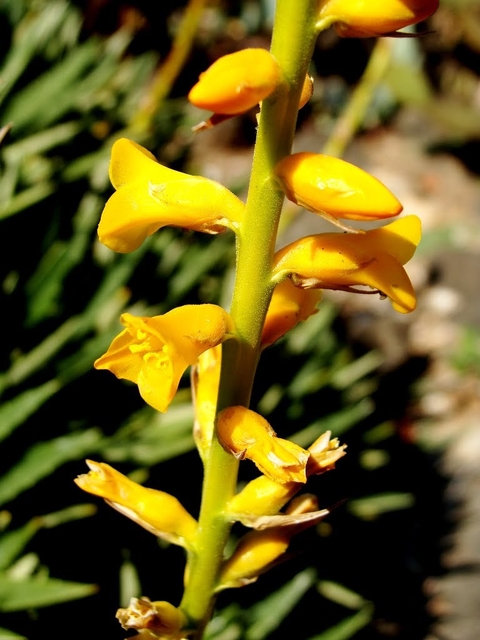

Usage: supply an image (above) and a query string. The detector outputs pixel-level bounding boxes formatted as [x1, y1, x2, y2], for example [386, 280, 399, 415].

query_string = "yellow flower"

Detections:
[219, 494, 329, 589]
[317, 0, 439, 37]
[191, 344, 222, 459]
[275, 152, 403, 222]
[261, 279, 322, 348]
[98, 138, 244, 252]
[95, 305, 233, 413]
[272, 215, 421, 313]
[227, 431, 346, 518]
[218, 528, 290, 589]
[217, 406, 309, 484]
[116, 597, 187, 638]
[75, 461, 197, 548]
[188, 48, 281, 116]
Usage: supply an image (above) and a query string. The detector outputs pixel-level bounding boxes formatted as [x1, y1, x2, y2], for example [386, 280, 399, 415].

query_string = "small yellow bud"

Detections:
[188, 48, 281, 115]
[317, 0, 439, 38]
[299, 74, 314, 109]
[116, 597, 187, 638]
[275, 152, 403, 222]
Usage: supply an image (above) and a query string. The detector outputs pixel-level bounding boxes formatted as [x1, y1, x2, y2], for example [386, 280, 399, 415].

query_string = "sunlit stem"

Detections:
[179, 2, 320, 638]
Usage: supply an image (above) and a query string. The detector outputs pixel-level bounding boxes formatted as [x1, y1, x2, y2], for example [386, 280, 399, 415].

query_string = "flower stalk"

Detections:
[179, 2, 320, 635]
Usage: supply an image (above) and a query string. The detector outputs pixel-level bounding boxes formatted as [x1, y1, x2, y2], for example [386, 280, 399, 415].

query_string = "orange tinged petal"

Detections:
[188, 48, 281, 115]
[275, 152, 402, 221]
[317, 0, 439, 37]
[261, 279, 322, 348]
[272, 216, 421, 313]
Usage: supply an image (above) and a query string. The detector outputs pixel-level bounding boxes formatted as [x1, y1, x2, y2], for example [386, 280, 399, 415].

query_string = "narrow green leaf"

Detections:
[0, 522, 39, 571]
[0, 380, 61, 444]
[0, 575, 96, 611]
[308, 605, 374, 640]
[246, 569, 316, 640]
[0, 626, 27, 639]
[348, 492, 415, 520]
[0, 429, 101, 506]
[3, 38, 100, 129]
[0, 182, 56, 220]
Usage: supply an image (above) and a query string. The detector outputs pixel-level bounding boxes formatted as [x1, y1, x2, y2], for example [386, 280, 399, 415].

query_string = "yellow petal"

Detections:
[109, 138, 180, 190]
[272, 217, 421, 313]
[317, 0, 439, 37]
[192, 344, 222, 459]
[75, 461, 198, 547]
[95, 305, 233, 413]
[275, 152, 403, 221]
[261, 279, 322, 348]
[99, 139, 244, 253]
[218, 529, 290, 589]
[217, 407, 309, 484]
[188, 48, 281, 115]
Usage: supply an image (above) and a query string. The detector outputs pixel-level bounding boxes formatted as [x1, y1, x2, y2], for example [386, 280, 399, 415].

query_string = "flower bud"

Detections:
[317, 0, 439, 38]
[218, 529, 290, 589]
[188, 48, 281, 115]
[275, 152, 402, 221]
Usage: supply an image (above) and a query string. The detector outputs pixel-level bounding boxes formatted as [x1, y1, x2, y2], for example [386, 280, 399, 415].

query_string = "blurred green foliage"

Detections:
[0, 1, 465, 639]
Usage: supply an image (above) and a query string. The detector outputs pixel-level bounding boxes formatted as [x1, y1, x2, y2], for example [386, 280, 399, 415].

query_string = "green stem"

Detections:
[180, 2, 319, 637]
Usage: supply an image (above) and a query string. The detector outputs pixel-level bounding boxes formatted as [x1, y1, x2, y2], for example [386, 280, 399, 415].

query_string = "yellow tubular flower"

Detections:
[218, 529, 290, 589]
[116, 597, 187, 638]
[191, 344, 222, 459]
[75, 461, 197, 548]
[217, 406, 309, 484]
[275, 152, 403, 221]
[227, 431, 345, 518]
[262, 279, 322, 348]
[188, 48, 281, 115]
[272, 215, 422, 313]
[95, 305, 233, 413]
[317, 0, 439, 37]
[98, 138, 244, 253]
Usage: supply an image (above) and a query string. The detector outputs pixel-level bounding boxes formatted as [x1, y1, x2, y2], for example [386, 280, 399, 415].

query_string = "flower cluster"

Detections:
[75, 2, 438, 636]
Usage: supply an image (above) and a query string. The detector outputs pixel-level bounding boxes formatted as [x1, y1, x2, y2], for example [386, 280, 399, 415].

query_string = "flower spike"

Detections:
[217, 406, 309, 484]
[95, 305, 233, 413]
[98, 138, 244, 252]
[188, 48, 281, 116]
[75, 461, 198, 549]
[272, 215, 422, 314]
[275, 152, 403, 223]
[317, 0, 439, 38]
